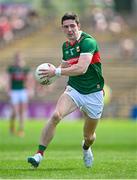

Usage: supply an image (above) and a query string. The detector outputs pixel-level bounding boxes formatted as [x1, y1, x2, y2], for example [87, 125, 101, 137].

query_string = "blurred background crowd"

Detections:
[0, 0, 137, 120]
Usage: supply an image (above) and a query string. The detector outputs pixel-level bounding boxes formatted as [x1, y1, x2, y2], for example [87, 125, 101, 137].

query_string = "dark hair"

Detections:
[61, 12, 80, 25]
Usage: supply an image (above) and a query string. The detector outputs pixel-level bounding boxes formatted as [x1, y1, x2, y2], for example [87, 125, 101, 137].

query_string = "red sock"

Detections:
[37, 150, 44, 156]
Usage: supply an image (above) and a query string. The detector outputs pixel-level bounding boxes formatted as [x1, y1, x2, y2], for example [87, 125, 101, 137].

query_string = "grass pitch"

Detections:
[0, 119, 137, 179]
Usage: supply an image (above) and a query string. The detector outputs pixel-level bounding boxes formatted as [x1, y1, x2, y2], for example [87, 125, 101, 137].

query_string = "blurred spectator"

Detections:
[108, 15, 128, 34]
[10, 15, 25, 32]
[120, 38, 135, 59]
[92, 7, 108, 32]
[0, 3, 40, 47]
[90, 1, 130, 35]
[0, 16, 13, 42]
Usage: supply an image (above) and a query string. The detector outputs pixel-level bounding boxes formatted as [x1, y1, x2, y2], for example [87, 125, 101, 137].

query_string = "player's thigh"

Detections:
[55, 93, 78, 118]
[11, 103, 20, 116]
[19, 102, 28, 113]
[18, 90, 28, 112]
[83, 113, 99, 136]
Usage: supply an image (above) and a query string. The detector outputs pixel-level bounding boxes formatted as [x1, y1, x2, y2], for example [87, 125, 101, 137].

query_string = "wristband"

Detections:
[55, 67, 61, 77]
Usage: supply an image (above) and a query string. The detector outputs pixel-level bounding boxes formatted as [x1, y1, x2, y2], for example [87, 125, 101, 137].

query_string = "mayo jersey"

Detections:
[7, 65, 30, 90]
[62, 31, 104, 94]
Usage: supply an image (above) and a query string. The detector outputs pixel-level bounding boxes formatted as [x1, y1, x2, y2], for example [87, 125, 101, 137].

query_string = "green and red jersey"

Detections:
[62, 31, 104, 94]
[7, 65, 30, 90]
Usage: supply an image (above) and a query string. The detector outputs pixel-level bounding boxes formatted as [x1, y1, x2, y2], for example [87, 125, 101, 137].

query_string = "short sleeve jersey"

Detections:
[62, 31, 104, 94]
[7, 65, 30, 90]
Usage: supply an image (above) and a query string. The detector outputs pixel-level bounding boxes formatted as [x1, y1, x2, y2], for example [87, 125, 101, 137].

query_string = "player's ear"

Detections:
[61, 25, 65, 33]
[78, 23, 81, 30]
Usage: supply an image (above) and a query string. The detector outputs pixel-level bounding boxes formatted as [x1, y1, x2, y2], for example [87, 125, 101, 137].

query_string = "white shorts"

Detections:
[64, 86, 104, 119]
[10, 89, 28, 105]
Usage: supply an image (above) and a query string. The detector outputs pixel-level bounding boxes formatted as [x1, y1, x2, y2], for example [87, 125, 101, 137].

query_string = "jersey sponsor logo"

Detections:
[65, 46, 80, 56]
[69, 48, 75, 55]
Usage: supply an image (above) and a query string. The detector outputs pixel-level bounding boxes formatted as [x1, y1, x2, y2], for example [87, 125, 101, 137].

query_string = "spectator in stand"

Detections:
[120, 38, 135, 59]
[0, 16, 13, 42]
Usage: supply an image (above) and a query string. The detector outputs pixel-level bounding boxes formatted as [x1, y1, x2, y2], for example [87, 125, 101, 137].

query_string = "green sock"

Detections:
[37, 145, 46, 155]
[83, 143, 90, 150]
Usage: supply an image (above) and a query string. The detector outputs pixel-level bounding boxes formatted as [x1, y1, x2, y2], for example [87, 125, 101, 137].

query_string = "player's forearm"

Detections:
[55, 63, 87, 77]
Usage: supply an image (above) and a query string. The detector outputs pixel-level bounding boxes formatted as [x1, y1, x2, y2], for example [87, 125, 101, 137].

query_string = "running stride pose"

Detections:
[28, 12, 104, 168]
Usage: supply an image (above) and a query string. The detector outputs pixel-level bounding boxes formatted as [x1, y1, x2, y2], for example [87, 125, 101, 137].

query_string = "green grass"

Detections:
[0, 119, 137, 179]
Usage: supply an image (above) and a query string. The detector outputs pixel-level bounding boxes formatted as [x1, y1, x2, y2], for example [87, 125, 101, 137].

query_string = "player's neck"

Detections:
[69, 31, 82, 45]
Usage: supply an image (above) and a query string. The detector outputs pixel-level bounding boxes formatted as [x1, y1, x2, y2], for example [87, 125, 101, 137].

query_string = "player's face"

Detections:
[62, 19, 80, 42]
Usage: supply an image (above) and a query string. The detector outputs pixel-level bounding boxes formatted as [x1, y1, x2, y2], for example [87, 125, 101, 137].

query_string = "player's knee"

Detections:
[84, 133, 96, 142]
[51, 111, 62, 125]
